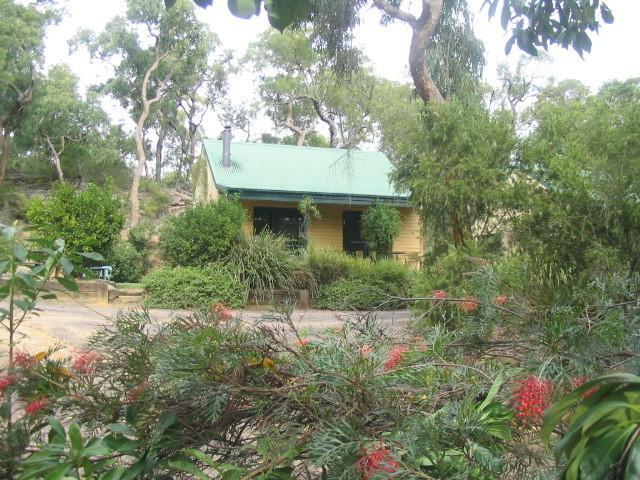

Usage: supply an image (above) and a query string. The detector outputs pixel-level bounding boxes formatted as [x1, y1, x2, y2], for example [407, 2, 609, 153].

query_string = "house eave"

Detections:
[218, 187, 411, 207]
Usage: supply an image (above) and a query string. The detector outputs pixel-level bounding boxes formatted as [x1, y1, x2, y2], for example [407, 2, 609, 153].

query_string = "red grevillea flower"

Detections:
[360, 344, 373, 356]
[0, 375, 18, 391]
[383, 346, 408, 371]
[25, 398, 49, 416]
[512, 377, 554, 423]
[570, 376, 598, 398]
[296, 338, 310, 346]
[73, 351, 102, 375]
[357, 448, 399, 480]
[495, 294, 508, 305]
[213, 303, 233, 321]
[459, 297, 479, 313]
[14, 352, 33, 368]
[432, 290, 448, 300]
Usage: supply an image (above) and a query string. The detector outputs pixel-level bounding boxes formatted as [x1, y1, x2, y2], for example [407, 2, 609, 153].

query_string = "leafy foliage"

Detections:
[315, 278, 395, 310]
[311, 251, 413, 310]
[391, 97, 517, 249]
[142, 265, 248, 309]
[543, 374, 640, 480]
[516, 79, 640, 275]
[25, 182, 124, 256]
[108, 241, 148, 283]
[159, 197, 245, 267]
[483, 0, 614, 57]
[0, 224, 82, 476]
[224, 231, 316, 303]
[361, 202, 401, 259]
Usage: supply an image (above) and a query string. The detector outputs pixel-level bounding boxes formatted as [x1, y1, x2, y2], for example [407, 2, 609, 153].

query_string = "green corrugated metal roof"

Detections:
[202, 140, 408, 203]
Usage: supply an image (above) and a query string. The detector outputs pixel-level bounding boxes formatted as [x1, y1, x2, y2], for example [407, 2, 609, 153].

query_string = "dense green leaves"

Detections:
[143, 265, 248, 308]
[483, 0, 614, 58]
[543, 374, 640, 480]
[515, 79, 640, 275]
[25, 182, 124, 256]
[159, 197, 245, 267]
[391, 98, 517, 250]
[361, 203, 401, 259]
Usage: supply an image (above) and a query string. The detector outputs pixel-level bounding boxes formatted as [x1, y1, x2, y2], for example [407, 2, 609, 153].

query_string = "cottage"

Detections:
[195, 128, 423, 265]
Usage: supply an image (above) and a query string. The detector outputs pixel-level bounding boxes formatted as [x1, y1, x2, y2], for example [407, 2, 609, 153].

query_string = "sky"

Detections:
[41, 0, 640, 141]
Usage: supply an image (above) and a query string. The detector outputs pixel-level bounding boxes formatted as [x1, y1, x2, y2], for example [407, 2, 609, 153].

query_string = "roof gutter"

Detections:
[220, 187, 411, 207]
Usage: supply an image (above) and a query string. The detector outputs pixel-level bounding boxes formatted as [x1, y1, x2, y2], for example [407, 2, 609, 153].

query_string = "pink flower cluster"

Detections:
[432, 290, 448, 300]
[357, 448, 399, 480]
[14, 351, 34, 368]
[0, 374, 18, 392]
[73, 351, 102, 375]
[213, 303, 233, 321]
[459, 297, 479, 313]
[570, 376, 598, 398]
[512, 377, 554, 423]
[383, 345, 408, 371]
[25, 398, 49, 416]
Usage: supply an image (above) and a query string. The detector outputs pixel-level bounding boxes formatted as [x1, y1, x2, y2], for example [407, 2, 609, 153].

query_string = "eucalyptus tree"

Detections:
[77, 0, 214, 225]
[247, 29, 378, 148]
[0, 0, 49, 183]
[162, 43, 231, 181]
[16, 65, 112, 181]
[516, 78, 640, 275]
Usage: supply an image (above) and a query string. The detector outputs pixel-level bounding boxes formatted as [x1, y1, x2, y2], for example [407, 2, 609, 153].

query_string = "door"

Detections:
[343, 210, 367, 255]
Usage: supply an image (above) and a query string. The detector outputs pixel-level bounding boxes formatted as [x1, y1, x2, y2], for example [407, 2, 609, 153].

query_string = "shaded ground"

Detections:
[2, 300, 411, 356]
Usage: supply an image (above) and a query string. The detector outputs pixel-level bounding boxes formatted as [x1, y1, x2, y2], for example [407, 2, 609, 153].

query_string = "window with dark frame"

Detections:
[253, 207, 303, 247]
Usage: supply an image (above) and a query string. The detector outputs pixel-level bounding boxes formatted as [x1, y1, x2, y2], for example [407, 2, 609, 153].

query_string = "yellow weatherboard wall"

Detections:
[239, 200, 423, 264]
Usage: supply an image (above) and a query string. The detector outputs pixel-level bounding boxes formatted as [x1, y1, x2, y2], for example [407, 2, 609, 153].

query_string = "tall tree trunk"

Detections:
[309, 96, 338, 147]
[155, 128, 165, 182]
[374, 0, 445, 104]
[0, 127, 10, 184]
[45, 135, 64, 181]
[130, 51, 169, 227]
[188, 120, 197, 174]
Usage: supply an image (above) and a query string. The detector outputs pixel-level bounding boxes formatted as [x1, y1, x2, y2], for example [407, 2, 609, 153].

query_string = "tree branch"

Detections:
[373, 0, 417, 26]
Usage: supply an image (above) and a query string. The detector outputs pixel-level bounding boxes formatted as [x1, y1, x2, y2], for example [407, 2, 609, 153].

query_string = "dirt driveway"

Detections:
[2, 300, 411, 356]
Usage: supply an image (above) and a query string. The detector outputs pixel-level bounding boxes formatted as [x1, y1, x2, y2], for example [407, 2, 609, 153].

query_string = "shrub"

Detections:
[413, 245, 494, 295]
[350, 258, 414, 297]
[307, 248, 354, 286]
[361, 203, 401, 259]
[127, 222, 154, 252]
[225, 232, 315, 303]
[159, 197, 245, 267]
[142, 265, 247, 309]
[108, 241, 147, 283]
[139, 178, 172, 219]
[315, 278, 404, 310]
[25, 182, 124, 255]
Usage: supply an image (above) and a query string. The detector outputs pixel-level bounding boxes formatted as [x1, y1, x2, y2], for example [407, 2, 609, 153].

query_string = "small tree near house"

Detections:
[361, 202, 401, 259]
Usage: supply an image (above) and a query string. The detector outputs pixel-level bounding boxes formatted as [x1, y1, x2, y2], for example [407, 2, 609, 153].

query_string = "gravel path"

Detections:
[1, 300, 411, 357]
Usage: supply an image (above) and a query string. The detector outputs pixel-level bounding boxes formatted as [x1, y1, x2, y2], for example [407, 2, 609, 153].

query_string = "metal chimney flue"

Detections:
[222, 126, 232, 167]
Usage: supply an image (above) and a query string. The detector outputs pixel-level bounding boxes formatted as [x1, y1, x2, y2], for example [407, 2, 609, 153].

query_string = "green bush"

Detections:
[315, 278, 401, 310]
[159, 198, 245, 267]
[307, 248, 353, 285]
[413, 245, 495, 295]
[350, 258, 414, 296]
[225, 232, 315, 303]
[127, 222, 154, 252]
[108, 241, 147, 283]
[25, 182, 124, 255]
[142, 265, 247, 309]
[140, 178, 172, 219]
[361, 202, 401, 259]
[307, 248, 414, 309]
